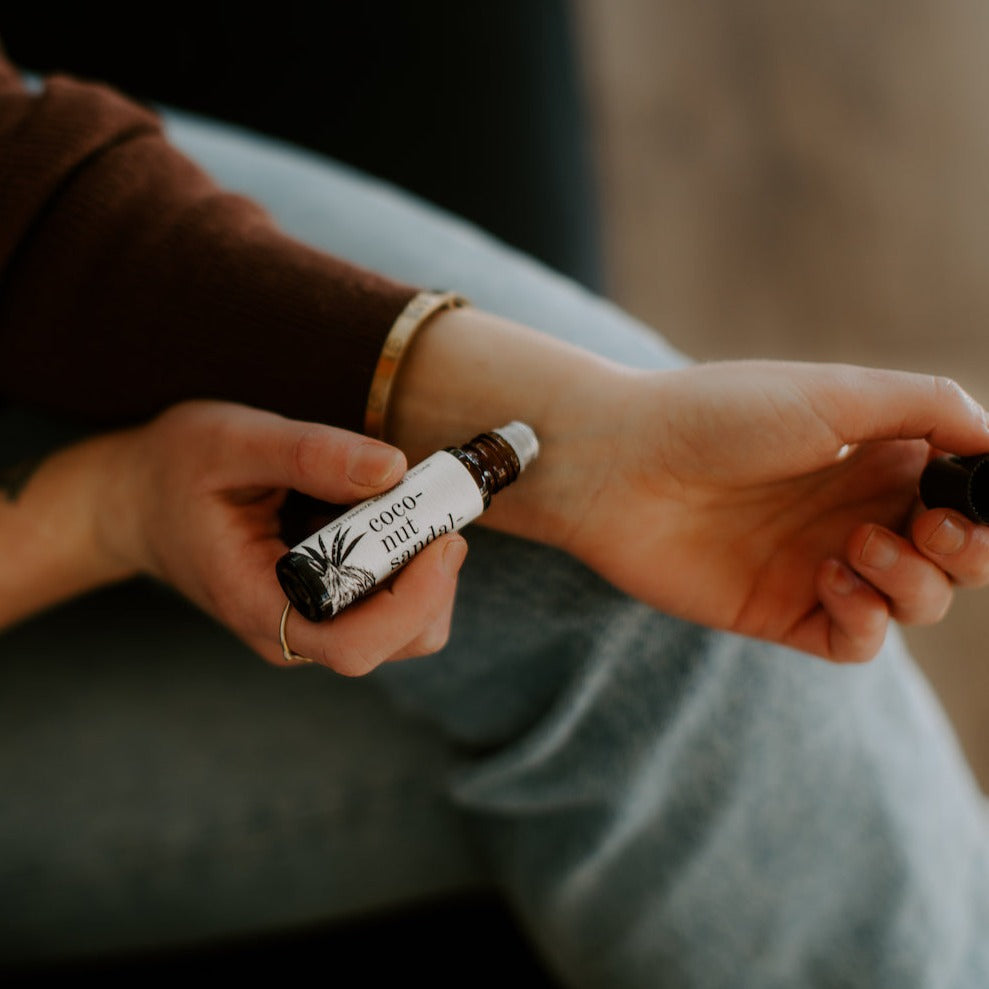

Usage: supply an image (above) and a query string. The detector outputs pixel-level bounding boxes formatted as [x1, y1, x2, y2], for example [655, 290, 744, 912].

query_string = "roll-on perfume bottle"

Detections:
[276, 422, 539, 621]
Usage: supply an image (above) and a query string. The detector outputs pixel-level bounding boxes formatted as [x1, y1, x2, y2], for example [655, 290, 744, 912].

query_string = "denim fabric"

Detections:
[1, 110, 987, 986]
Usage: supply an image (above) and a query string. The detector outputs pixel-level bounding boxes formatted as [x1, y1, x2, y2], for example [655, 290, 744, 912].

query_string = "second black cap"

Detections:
[919, 454, 989, 524]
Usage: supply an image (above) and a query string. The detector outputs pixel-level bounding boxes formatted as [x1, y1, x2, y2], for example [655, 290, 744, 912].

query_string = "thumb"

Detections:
[813, 367, 989, 455]
[207, 405, 407, 502]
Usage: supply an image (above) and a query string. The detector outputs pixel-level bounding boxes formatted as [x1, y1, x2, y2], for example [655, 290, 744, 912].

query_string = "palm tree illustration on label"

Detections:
[298, 525, 376, 615]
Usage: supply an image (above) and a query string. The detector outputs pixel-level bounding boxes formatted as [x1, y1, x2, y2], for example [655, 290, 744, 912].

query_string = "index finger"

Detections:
[194, 403, 408, 503]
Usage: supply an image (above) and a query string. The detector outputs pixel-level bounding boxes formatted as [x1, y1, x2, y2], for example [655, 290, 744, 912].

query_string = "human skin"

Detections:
[388, 307, 989, 663]
[0, 403, 467, 675]
[3, 309, 989, 670]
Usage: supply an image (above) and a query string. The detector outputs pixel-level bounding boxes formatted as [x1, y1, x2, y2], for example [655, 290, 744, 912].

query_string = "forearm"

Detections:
[0, 435, 134, 629]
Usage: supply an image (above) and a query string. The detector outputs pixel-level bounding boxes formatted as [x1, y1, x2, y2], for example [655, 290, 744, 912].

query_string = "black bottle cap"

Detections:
[276, 551, 331, 622]
[918, 454, 989, 524]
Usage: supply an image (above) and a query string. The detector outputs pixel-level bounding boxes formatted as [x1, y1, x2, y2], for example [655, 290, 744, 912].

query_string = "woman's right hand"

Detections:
[97, 401, 468, 675]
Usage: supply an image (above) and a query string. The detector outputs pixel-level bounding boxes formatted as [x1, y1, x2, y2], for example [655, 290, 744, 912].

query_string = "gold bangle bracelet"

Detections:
[364, 290, 468, 440]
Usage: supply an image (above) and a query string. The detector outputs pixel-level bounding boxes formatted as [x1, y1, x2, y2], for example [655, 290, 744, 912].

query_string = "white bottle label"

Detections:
[290, 451, 484, 617]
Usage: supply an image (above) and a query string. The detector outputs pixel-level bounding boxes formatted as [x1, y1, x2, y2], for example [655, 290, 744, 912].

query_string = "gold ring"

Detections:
[279, 601, 315, 664]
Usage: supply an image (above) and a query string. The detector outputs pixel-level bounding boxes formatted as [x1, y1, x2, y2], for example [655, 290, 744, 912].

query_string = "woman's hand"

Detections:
[99, 401, 467, 675]
[374, 303, 989, 664]
[552, 361, 989, 662]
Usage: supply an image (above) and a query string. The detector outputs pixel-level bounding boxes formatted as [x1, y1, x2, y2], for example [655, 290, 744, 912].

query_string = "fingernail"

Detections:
[442, 537, 468, 577]
[925, 514, 967, 555]
[347, 442, 404, 486]
[859, 528, 899, 570]
[827, 559, 859, 595]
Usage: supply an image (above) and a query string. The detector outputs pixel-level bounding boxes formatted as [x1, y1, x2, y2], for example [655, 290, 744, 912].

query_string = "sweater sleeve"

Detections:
[0, 52, 419, 432]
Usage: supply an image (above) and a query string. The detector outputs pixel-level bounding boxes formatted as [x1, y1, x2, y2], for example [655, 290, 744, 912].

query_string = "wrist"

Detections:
[90, 427, 147, 583]
[0, 430, 139, 630]
[386, 305, 641, 549]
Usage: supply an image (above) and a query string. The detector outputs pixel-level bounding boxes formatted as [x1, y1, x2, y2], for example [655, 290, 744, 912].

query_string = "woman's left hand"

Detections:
[550, 361, 989, 662]
[383, 305, 989, 664]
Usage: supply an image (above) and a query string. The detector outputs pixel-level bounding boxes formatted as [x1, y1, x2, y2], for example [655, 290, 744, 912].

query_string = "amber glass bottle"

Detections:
[276, 422, 539, 621]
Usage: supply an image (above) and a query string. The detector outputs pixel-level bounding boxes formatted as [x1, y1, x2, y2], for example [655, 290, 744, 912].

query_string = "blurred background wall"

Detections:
[572, 0, 989, 787]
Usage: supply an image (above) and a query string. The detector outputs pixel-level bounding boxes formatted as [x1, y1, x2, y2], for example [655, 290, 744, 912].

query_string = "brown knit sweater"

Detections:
[0, 51, 418, 432]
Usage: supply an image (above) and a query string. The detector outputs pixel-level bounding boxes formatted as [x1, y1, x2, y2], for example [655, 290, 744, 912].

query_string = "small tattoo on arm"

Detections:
[0, 456, 46, 502]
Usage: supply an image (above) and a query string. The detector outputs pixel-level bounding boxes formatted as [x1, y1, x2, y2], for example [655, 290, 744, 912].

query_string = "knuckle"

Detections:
[833, 636, 877, 665]
[192, 410, 241, 483]
[932, 373, 957, 391]
[289, 426, 327, 484]
[958, 534, 989, 587]
[933, 591, 954, 623]
[329, 641, 380, 678]
[931, 374, 972, 414]
[895, 586, 953, 626]
[965, 565, 989, 589]
[413, 623, 452, 658]
[155, 400, 200, 431]
[841, 645, 875, 665]
[837, 620, 887, 663]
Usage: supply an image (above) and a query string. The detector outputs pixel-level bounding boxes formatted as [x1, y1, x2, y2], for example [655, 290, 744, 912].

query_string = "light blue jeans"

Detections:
[2, 111, 988, 987]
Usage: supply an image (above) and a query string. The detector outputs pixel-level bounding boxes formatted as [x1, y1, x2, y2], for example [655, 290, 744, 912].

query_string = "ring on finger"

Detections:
[279, 601, 316, 664]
